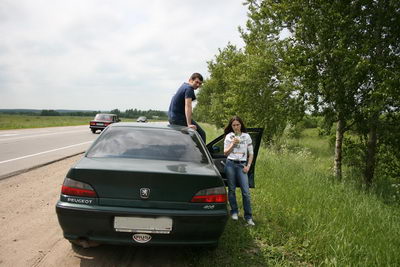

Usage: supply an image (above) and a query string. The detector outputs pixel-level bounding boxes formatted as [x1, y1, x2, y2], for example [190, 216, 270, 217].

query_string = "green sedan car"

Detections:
[56, 122, 263, 247]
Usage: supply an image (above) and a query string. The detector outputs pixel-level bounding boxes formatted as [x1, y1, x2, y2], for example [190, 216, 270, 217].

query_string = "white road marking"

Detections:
[0, 141, 93, 164]
[0, 129, 89, 142]
[0, 134, 19, 137]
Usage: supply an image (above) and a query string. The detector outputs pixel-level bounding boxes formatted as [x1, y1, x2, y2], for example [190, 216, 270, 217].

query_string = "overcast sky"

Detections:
[0, 0, 249, 111]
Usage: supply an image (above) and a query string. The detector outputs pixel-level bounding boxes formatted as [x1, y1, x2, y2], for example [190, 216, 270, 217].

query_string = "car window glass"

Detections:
[211, 138, 225, 156]
[95, 114, 113, 121]
[87, 127, 208, 163]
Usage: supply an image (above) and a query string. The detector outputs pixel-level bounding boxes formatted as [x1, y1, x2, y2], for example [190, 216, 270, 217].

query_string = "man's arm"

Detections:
[185, 98, 197, 130]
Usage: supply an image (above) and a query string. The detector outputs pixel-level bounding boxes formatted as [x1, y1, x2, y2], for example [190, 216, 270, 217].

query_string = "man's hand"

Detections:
[188, 124, 197, 130]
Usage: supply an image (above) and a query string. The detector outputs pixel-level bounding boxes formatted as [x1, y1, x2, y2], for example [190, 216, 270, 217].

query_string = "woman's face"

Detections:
[231, 120, 241, 133]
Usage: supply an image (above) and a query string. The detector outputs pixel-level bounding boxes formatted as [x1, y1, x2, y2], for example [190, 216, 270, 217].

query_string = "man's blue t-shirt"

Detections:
[168, 82, 196, 123]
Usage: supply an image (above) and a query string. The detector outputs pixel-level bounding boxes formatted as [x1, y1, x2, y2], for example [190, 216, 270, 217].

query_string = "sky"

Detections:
[0, 0, 249, 111]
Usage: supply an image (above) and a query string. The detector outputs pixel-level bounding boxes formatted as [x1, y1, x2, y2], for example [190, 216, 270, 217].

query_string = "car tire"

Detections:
[91, 129, 96, 134]
[206, 244, 218, 250]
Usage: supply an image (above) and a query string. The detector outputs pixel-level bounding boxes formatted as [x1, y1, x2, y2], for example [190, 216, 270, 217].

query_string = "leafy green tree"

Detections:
[350, 0, 400, 187]
[195, 44, 245, 128]
[195, 41, 302, 142]
[243, 0, 399, 186]
[40, 109, 60, 116]
[110, 109, 121, 117]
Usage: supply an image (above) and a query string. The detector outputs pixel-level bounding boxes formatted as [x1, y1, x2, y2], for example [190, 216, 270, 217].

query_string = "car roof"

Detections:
[96, 113, 117, 116]
[110, 122, 193, 131]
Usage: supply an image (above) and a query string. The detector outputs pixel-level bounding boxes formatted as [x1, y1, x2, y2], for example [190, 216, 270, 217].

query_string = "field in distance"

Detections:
[0, 114, 96, 130]
[0, 114, 167, 130]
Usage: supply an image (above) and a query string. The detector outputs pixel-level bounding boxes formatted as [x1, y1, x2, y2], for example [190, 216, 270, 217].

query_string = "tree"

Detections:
[110, 109, 121, 117]
[242, 0, 400, 185]
[195, 44, 246, 128]
[195, 41, 302, 142]
[40, 109, 60, 116]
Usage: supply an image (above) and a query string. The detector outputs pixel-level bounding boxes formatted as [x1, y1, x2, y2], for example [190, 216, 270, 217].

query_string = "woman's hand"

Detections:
[233, 137, 240, 146]
[243, 165, 250, 173]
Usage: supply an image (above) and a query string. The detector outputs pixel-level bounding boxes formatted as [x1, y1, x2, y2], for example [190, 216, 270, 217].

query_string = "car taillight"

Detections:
[61, 178, 97, 197]
[90, 122, 96, 125]
[191, 186, 227, 203]
[104, 122, 110, 126]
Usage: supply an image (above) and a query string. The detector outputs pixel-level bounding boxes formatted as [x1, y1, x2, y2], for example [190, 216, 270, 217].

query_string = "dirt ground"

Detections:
[0, 155, 199, 267]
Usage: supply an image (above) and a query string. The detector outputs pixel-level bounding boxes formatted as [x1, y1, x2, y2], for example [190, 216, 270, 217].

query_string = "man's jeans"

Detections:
[225, 159, 252, 220]
[168, 119, 206, 143]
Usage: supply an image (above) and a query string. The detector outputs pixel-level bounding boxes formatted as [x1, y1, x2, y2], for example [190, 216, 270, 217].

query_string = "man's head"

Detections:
[188, 73, 203, 89]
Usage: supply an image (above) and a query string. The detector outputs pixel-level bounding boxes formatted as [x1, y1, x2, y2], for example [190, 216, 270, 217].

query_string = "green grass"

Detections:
[199, 123, 223, 142]
[0, 114, 93, 130]
[0, 114, 157, 130]
[254, 148, 400, 266]
[189, 124, 400, 266]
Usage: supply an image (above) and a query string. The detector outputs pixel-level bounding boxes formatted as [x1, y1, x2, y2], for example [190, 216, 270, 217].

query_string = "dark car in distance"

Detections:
[56, 122, 263, 248]
[89, 113, 120, 133]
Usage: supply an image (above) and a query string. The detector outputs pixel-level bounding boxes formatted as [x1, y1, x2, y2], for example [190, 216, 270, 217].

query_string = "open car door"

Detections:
[206, 128, 264, 188]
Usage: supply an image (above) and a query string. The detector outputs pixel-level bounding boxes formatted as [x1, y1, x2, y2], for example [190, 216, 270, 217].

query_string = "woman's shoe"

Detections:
[231, 213, 239, 220]
[246, 218, 255, 226]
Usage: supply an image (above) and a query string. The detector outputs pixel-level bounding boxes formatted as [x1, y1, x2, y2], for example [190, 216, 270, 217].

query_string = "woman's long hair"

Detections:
[224, 115, 247, 135]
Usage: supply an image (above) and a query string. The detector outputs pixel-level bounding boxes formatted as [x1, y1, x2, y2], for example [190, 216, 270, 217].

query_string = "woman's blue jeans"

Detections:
[225, 159, 252, 220]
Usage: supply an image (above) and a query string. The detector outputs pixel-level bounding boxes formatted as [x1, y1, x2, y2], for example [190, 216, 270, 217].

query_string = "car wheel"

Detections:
[91, 129, 96, 134]
[205, 244, 218, 251]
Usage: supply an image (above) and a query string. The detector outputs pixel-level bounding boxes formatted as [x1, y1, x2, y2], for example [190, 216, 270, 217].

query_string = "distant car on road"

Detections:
[89, 113, 120, 133]
[56, 122, 264, 248]
[136, 116, 147, 123]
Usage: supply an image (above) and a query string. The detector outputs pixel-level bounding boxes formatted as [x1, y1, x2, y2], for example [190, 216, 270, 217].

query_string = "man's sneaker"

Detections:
[231, 213, 238, 220]
[246, 218, 255, 226]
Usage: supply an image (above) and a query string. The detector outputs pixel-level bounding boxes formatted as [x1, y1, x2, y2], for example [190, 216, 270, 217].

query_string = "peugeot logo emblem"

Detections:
[140, 188, 150, 199]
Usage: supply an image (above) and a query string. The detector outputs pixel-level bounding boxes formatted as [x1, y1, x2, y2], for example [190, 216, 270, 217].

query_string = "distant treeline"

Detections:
[109, 108, 167, 119]
[0, 109, 168, 119]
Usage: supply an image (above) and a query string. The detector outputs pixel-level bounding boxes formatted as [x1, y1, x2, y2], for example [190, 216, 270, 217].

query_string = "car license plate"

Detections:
[114, 216, 172, 234]
[96, 123, 104, 126]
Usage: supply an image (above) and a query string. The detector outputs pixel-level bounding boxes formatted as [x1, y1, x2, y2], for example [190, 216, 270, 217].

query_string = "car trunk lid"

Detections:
[67, 157, 223, 208]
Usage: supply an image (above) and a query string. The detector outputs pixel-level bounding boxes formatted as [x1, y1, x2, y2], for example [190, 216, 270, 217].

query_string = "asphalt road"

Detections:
[0, 125, 98, 179]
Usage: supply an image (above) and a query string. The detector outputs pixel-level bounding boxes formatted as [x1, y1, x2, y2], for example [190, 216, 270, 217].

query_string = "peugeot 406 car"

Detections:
[56, 122, 263, 247]
[89, 113, 120, 133]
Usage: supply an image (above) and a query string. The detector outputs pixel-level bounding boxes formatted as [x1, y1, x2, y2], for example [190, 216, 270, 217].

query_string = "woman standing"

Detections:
[223, 116, 255, 226]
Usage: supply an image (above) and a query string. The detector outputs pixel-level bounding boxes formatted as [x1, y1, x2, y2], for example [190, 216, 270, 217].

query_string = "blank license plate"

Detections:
[114, 216, 172, 234]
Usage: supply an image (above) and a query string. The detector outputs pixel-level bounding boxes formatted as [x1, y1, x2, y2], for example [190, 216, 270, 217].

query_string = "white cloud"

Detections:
[0, 0, 248, 111]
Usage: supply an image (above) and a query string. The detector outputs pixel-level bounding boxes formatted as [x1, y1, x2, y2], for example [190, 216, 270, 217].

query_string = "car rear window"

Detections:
[95, 114, 113, 121]
[86, 127, 208, 164]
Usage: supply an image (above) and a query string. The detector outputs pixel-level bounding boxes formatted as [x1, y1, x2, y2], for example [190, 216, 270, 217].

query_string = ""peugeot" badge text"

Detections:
[133, 233, 152, 243]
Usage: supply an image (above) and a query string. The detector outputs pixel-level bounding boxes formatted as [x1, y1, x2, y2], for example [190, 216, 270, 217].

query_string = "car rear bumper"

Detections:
[56, 201, 228, 246]
[89, 125, 106, 130]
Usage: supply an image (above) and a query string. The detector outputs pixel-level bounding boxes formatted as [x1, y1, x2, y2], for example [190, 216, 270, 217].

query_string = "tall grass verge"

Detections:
[253, 133, 400, 265]
[190, 124, 400, 266]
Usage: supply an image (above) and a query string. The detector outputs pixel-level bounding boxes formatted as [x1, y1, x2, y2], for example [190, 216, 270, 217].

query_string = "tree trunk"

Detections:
[364, 122, 378, 189]
[334, 119, 345, 180]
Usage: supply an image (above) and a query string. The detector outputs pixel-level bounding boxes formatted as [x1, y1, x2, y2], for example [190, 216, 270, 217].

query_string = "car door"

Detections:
[206, 128, 264, 188]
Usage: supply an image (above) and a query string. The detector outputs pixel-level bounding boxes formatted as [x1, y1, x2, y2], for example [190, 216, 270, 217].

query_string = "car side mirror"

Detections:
[211, 146, 220, 153]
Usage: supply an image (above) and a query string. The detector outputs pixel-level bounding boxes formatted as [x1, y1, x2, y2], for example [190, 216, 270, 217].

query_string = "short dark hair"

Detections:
[224, 115, 248, 135]
[190, 73, 203, 82]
